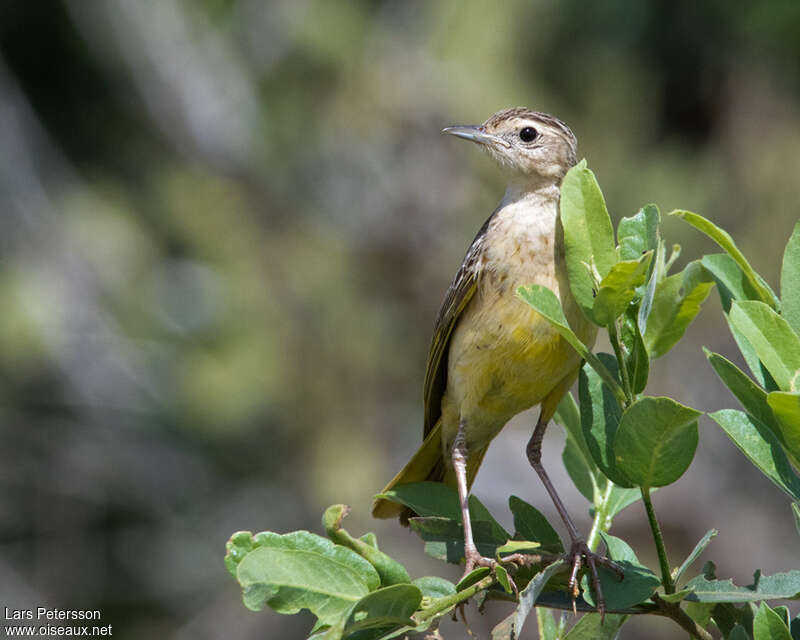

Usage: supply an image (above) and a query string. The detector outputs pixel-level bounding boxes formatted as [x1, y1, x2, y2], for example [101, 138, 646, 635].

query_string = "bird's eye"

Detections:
[519, 126, 538, 142]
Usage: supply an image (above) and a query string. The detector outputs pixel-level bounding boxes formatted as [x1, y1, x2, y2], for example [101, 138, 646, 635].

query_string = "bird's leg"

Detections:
[526, 415, 623, 618]
[452, 420, 496, 579]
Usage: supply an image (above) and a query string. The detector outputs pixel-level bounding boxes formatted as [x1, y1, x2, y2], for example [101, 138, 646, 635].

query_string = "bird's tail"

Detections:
[371, 419, 488, 522]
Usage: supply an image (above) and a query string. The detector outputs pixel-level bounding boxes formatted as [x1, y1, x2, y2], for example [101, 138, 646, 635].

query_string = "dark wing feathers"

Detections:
[422, 209, 497, 437]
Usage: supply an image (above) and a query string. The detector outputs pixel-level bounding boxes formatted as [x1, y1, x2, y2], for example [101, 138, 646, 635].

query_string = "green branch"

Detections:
[642, 487, 674, 594]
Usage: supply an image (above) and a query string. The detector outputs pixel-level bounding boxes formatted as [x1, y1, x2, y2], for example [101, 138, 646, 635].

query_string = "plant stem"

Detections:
[415, 575, 495, 622]
[641, 487, 674, 594]
[586, 480, 615, 552]
[607, 319, 633, 406]
[652, 594, 712, 640]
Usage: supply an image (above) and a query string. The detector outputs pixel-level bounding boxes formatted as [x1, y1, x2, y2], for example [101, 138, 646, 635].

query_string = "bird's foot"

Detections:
[566, 540, 624, 620]
[461, 546, 522, 597]
[461, 546, 497, 580]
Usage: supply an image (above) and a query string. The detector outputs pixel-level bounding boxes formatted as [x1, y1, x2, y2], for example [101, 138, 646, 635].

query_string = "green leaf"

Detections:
[581, 532, 660, 609]
[702, 253, 778, 389]
[729, 301, 800, 391]
[517, 285, 626, 404]
[495, 539, 542, 557]
[638, 237, 664, 333]
[728, 623, 751, 640]
[562, 613, 627, 639]
[793, 503, 800, 538]
[614, 396, 701, 488]
[686, 601, 715, 629]
[509, 495, 563, 553]
[559, 160, 618, 319]
[411, 576, 456, 599]
[495, 565, 512, 594]
[536, 608, 559, 640]
[781, 223, 800, 334]
[225, 530, 257, 577]
[592, 253, 653, 325]
[705, 350, 780, 435]
[339, 585, 421, 638]
[671, 210, 778, 308]
[579, 355, 633, 487]
[754, 602, 792, 640]
[618, 204, 660, 262]
[323, 505, 410, 586]
[774, 606, 792, 627]
[767, 391, 800, 462]
[643, 260, 714, 358]
[605, 484, 645, 519]
[375, 482, 508, 541]
[709, 410, 800, 501]
[232, 531, 380, 622]
[701, 253, 778, 389]
[557, 392, 599, 502]
[659, 588, 694, 603]
[554, 391, 583, 452]
[455, 566, 491, 591]
[685, 569, 800, 603]
[703, 252, 762, 309]
[563, 431, 596, 502]
[710, 601, 755, 639]
[407, 517, 505, 564]
[505, 560, 567, 640]
[359, 533, 378, 550]
[621, 307, 649, 394]
[674, 529, 718, 586]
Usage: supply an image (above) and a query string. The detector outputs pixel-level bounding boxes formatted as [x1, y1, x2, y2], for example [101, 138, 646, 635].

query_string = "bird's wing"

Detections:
[423, 209, 497, 437]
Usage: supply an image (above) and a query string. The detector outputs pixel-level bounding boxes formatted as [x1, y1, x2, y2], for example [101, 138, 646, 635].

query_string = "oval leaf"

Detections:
[767, 391, 800, 464]
[581, 532, 660, 609]
[593, 253, 653, 326]
[340, 584, 422, 636]
[412, 576, 456, 599]
[781, 222, 800, 334]
[559, 160, 618, 319]
[614, 397, 701, 488]
[643, 260, 714, 358]
[705, 350, 780, 434]
[754, 602, 792, 640]
[729, 301, 800, 392]
[579, 355, 633, 487]
[672, 210, 778, 308]
[709, 409, 800, 502]
[562, 613, 627, 639]
[618, 203, 660, 262]
[622, 307, 649, 394]
[234, 531, 380, 621]
[509, 495, 563, 553]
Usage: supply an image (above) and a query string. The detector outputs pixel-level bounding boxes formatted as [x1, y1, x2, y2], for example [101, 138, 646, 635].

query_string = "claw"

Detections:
[461, 546, 521, 598]
[461, 545, 497, 581]
[566, 540, 624, 622]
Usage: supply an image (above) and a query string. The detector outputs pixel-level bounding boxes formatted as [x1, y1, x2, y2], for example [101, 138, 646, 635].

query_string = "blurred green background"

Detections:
[1, 1, 800, 638]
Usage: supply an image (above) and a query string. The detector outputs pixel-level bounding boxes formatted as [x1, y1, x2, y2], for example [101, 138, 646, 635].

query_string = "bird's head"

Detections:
[443, 107, 577, 183]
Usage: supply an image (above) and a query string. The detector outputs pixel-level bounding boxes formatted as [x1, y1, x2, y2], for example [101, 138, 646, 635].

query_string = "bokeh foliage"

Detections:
[2, 1, 800, 638]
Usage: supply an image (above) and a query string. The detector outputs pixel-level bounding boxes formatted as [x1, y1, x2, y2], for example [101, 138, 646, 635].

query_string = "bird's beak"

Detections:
[442, 125, 509, 148]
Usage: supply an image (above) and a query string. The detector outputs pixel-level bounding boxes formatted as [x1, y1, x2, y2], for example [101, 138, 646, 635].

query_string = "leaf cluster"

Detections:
[224, 163, 800, 639]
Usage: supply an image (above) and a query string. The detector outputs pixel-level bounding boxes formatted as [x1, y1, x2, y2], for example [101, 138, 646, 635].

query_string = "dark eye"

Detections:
[519, 126, 538, 142]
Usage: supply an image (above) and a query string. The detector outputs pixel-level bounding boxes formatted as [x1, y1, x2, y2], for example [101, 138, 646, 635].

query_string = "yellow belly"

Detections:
[441, 267, 595, 452]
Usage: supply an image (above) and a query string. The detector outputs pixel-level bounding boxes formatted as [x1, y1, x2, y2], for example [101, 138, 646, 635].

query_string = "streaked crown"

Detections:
[444, 107, 577, 181]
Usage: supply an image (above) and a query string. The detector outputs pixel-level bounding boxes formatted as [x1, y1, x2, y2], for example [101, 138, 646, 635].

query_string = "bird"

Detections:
[371, 107, 619, 612]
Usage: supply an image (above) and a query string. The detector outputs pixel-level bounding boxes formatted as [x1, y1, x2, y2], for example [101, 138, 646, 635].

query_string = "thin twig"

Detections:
[652, 594, 713, 640]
